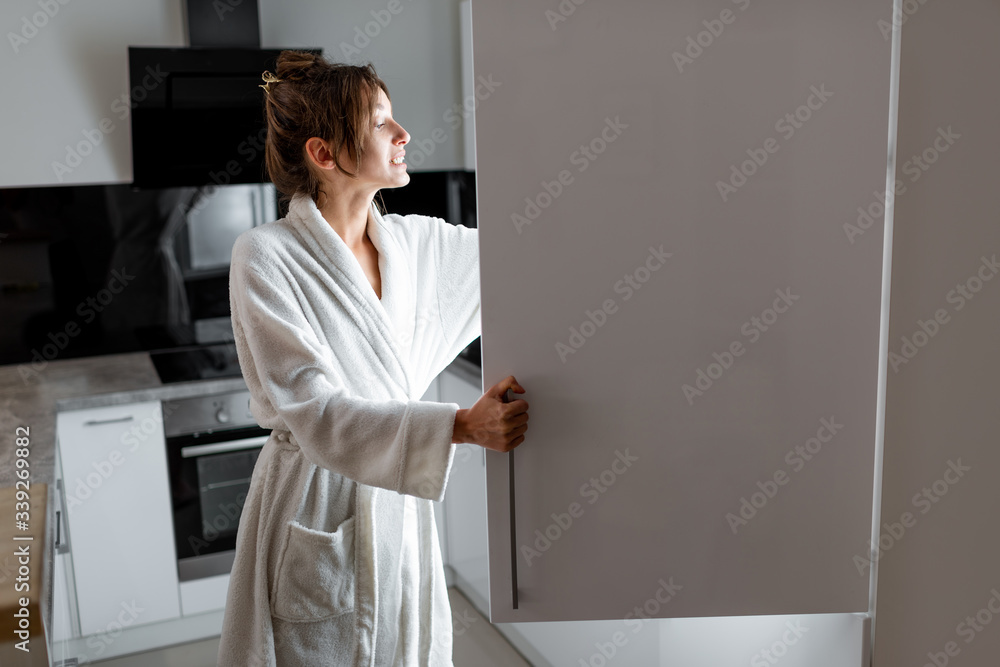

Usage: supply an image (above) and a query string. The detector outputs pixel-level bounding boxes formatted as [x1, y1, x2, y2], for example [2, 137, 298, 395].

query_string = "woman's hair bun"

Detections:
[275, 50, 321, 82]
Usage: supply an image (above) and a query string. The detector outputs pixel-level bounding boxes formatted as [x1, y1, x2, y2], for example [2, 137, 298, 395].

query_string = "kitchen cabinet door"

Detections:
[56, 401, 181, 636]
[473, 0, 894, 622]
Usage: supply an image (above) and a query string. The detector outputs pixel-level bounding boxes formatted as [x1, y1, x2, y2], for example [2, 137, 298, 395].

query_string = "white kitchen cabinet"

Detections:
[50, 451, 80, 644]
[51, 548, 74, 643]
[473, 0, 892, 635]
[56, 400, 181, 637]
[179, 574, 231, 617]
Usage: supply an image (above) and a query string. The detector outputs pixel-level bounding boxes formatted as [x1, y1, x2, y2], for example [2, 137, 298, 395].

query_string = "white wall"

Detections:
[873, 1, 1000, 665]
[0, 0, 466, 188]
[0, 0, 185, 187]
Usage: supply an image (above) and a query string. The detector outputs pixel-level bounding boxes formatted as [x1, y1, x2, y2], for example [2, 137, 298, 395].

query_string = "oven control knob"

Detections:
[216, 408, 230, 424]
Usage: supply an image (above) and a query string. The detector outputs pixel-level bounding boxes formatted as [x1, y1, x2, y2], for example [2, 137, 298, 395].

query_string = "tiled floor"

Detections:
[91, 587, 531, 666]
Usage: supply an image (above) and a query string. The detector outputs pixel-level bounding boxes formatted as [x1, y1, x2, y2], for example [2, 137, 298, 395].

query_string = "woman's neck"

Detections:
[316, 190, 375, 250]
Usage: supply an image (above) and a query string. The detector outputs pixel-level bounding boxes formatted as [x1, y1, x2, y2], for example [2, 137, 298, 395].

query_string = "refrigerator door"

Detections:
[474, 0, 893, 622]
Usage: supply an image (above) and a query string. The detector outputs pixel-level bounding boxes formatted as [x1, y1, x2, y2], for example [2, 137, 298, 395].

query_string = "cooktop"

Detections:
[149, 342, 243, 384]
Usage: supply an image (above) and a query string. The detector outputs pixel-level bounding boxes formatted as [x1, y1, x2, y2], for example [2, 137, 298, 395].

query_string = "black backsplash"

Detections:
[0, 172, 480, 370]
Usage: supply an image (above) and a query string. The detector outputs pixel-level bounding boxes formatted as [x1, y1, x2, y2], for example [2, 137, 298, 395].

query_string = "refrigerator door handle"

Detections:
[504, 387, 518, 610]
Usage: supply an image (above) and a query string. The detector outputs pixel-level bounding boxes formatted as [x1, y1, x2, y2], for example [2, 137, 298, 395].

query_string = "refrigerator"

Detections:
[472, 0, 895, 663]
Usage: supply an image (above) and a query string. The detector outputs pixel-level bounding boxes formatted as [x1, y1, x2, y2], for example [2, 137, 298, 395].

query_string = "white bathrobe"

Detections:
[217, 191, 481, 666]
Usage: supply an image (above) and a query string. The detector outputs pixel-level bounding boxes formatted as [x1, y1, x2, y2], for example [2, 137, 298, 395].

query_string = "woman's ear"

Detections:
[304, 137, 338, 172]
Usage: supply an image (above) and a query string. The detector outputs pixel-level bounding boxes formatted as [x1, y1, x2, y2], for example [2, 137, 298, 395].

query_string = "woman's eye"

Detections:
[376, 122, 385, 129]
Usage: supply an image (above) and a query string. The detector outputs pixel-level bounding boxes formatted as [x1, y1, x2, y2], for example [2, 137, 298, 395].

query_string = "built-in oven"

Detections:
[163, 389, 270, 582]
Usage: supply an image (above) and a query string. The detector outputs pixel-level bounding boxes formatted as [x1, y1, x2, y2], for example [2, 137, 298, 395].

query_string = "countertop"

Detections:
[0, 352, 164, 489]
[0, 351, 482, 488]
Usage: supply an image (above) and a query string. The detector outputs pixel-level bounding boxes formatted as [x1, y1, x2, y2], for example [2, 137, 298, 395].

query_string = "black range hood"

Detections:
[128, 0, 320, 189]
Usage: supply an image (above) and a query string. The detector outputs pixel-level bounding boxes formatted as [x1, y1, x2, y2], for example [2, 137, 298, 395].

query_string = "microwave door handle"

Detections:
[180, 435, 269, 458]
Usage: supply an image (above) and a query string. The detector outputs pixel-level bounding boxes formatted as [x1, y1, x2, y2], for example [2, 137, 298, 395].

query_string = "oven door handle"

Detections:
[180, 435, 270, 458]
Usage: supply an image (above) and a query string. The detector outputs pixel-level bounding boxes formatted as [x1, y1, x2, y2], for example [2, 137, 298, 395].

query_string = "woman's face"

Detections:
[356, 86, 410, 190]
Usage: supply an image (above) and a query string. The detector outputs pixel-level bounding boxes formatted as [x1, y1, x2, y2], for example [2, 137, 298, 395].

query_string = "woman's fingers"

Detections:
[506, 411, 529, 427]
[489, 375, 525, 399]
[469, 376, 530, 451]
[507, 423, 528, 438]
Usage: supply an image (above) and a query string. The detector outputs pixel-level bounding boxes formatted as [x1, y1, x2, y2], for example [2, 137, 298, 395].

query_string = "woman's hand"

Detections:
[452, 375, 529, 452]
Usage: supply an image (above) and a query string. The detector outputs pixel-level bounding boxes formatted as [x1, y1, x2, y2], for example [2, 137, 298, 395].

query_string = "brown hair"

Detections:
[262, 50, 390, 210]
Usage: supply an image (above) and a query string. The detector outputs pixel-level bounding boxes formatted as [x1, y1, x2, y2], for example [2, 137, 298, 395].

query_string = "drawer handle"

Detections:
[83, 415, 134, 426]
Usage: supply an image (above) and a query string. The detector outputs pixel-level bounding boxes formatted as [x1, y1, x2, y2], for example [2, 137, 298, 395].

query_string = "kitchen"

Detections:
[2, 0, 1000, 666]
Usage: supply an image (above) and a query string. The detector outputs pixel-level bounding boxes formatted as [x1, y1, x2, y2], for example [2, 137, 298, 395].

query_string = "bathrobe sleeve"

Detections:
[230, 257, 459, 502]
[390, 213, 482, 382]
[431, 218, 482, 354]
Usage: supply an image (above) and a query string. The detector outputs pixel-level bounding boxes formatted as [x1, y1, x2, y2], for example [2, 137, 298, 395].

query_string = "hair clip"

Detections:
[260, 71, 283, 95]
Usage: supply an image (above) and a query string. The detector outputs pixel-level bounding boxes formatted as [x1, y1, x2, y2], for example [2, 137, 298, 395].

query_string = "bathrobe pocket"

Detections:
[272, 515, 356, 621]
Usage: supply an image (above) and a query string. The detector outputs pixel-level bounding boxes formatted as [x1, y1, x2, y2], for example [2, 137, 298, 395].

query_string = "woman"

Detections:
[217, 51, 529, 666]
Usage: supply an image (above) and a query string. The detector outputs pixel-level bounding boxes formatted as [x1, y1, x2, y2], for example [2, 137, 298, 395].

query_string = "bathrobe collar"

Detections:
[286, 192, 416, 396]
